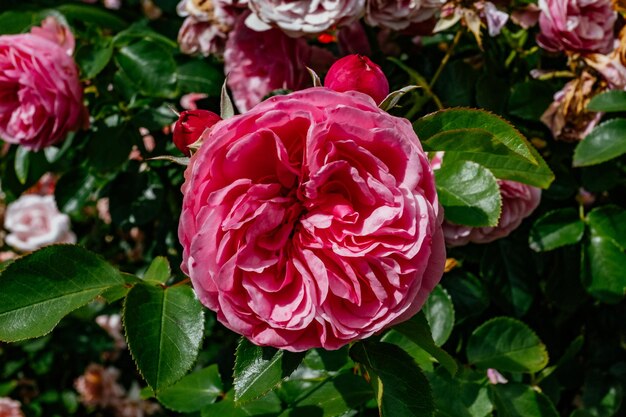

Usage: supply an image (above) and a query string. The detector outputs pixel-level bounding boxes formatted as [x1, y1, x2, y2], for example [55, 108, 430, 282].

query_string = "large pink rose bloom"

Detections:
[0, 27, 87, 151]
[179, 88, 446, 351]
[443, 180, 541, 247]
[0, 398, 23, 417]
[537, 0, 616, 54]
[247, 0, 365, 36]
[224, 14, 333, 112]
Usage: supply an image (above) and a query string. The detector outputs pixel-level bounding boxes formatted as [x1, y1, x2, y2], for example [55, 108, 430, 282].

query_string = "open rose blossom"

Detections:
[443, 180, 541, 247]
[0, 19, 88, 151]
[246, 0, 365, 36]
[536, 0, 616, 54]
[4, 194, 76, 252]
[324, 54, 390, 104]
[0, 398, 23, 417]
[179, 87, 446, 351]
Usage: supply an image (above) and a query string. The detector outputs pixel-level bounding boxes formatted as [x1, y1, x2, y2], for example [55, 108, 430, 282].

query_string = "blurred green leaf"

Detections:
[75, 37, 114, 79]
[587, 205, 626, 250]
[158, 365, 223, 412]
[55, 169, 99, 216]
[201, 391, 282, 417]
[57, 4, 126, 30]
[467, 317, 549, 373]
[177, 60, 223, 96]
[350, 341, 434, 417]
[143, 256, 171, 284]
[234, 338, 305, 403]
[428, 367, 492, 417]
[529, 208, 585, 252]
[14, 147, 29, 185]
[123, 283, 204, 391]
[587, 90, 626, 112]
[508, 81, 555, 121]
[435, 160, 502, 227]
[573, 119, 626, 167]
[581, 234, 626, 304]
[108, 170, 164, 228]
[441, 270, 490, 323]
[491, 382, 559, 417]
[0, 245, 123, 342]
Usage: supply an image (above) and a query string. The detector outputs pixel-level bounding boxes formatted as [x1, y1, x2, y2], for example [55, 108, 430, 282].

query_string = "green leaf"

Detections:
[394, 312, 458, 376]
[177, 60, 223, 96]
[143, 256, 171, 284]
[415, 108, 537, 164]
[234, 338, 305, 403]
[86, 121, 138, 172]
[202, 391, 282, 417]
[587, 205, 626, 250]
[108, 170, 164, 228]
[115, 39, 177, 98]
[466, 317, 549, 373]
[0, 10, 45, 34]
[428, 367, 493, 417]
[441, 270, 489, 323]
[55, 169, 99, 216]
[0, 245, 124, 342]
[435, 160, 502, 227]
[381, 330, 435, 372]
[573, 119, 626, 167]
[278, 373, 373, 417]
[508, 80, 555, 121]
[581, 234, 626, 304]
[491, 383, 559, 417]
[56, 4, 126, 30]
[423, 286, 455, 346]
[75, 38, 114, 79]
[587, 90, 626, 112]
[14, 147, 29, 185]
[529, 208, 585, 252]
[157, 365, 223, 412]
[350, 341, 434, 417]
[221, 80, 235, 119]
[123, 283, 204, 391]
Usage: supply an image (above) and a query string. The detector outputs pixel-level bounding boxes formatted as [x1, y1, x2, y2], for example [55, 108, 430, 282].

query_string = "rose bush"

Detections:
[179, 87, 445, 350]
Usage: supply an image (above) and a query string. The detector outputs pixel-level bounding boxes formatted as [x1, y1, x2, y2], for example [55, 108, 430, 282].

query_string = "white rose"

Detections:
[4, 195, 76, 252]
[247, 0, 366, 36]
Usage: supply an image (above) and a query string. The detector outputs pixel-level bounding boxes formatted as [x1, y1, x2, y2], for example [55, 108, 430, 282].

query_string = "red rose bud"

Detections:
[173, 110, 221, 156]
[324, 54, 390, 104]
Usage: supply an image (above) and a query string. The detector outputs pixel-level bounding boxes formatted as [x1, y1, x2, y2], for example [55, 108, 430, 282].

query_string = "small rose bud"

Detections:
[173, 109, 221, 156]
[324, 54, 390, 104]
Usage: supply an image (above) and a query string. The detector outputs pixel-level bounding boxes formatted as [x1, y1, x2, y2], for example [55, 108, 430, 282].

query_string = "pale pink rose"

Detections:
[75, 365, 126, 408]
[0, 398, 24, 417]
[365, 0, 444, 30]
[4, 195, 76, 252]
[179, 87, 446, 351]
[177, 0, 247, 25]
[443, 180, 541, 247]
[178, 17, 230, 57]
[537, 0, 616, 54]
[246, 0, 366, 36]
[224, 14, 326, 112]
[0, 25, 88, 151]
[30, 16, 75, 55]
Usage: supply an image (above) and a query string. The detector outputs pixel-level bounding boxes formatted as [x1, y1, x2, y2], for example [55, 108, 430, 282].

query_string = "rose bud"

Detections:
[173, 109, 221, 155]
[324, 54, 390, 104]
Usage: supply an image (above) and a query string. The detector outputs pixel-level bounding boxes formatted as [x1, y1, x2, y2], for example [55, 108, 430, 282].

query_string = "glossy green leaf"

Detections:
[573, 119, 626, 167]
[394, 312, 458, 375]
[428, 367, 493, 417]
[491, 383, 559, 417]
[423, 286, 455, 346]
[529, 208, 585, 252]
[508, 80, 555, 121]
[587, 205, 626, 250]
[14, 147, 29, 185]
[234, 338, 305, 403]
[0, 10, 44, 34]
[587, 90, 626, 112]
[441, 270, 490, 322]
[581, 234, 626, 304]
[381, 330, 435, 373]
[177, 60, 223, 96]
[75, 38, 114, 79]
[435, 160, 502, 227]
[157, 365, 223, 412]
[467, 317, 549, 373]
[201, 391, 282, 417]
[0, 245, 124, 342]
[350, 341, 435, 417]
[115, 39, 177, 98]
[278, 373, 373, 417]
[143, 256, 171, 284]
[55, 169, 99, 216]
[123, 283, 204, 391]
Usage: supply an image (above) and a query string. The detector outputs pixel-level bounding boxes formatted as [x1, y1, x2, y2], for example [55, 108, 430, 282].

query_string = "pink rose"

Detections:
[365, 0, 444, 30]
[224, 14, 334, 112]
[4, 195, 76, 252]
[324, 54, 390, 104]
[30, 16, 76, 55]
[246, 0, 365, 36]
[178, 87, 446, 351]
[443, 180, 541, 247]
[537, 0, 616, 54]
[178, 17, 230, 57]
[0, 398, 23, 417]
[0, 22, 88, 151]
